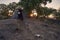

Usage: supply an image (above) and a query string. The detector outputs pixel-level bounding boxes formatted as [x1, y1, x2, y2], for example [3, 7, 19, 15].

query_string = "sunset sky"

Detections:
[46, 0, 60, 9]
[0, 0, 60, 9]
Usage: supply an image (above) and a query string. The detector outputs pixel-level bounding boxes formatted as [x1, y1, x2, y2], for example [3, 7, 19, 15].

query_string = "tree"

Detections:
[55, 9, 60, 20]
[0, 4, 8, 16]
[18, 0, 52, 15]
[0, 4, 9, 19]
[8, 2, 17, 11]
[44, 8, 57, 15]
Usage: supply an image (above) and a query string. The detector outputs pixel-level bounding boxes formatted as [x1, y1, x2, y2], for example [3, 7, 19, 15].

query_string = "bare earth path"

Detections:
[0, 19, 60, 40]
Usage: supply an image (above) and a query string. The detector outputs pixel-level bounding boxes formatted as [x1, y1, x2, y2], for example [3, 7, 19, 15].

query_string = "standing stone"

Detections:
[11, 10, 18, 19]
[11, 8, 23, 21]
[18, 8, 23, 20]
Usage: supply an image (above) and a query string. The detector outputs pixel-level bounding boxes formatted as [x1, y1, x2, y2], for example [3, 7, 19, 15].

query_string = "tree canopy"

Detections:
[20, 0, 52, 10]
[8, 2, 17, 11]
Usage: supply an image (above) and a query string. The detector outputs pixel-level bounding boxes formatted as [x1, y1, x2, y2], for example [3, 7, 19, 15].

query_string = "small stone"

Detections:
[35, 34, 41, 38]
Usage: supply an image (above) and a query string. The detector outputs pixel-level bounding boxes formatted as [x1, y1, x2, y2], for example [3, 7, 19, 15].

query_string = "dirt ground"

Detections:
[0, 19, 60, 40]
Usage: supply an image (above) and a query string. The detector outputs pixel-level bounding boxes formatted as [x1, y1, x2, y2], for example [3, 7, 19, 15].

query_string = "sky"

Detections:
[46, 0, 60, 9]
[0, 0, 19, 4]
[0, 0, 60, 9]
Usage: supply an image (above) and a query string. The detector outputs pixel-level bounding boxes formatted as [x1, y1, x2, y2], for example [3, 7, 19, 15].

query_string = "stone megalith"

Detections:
[12, 10, 18, 19]
[18, 8, 23, 20]
[12, 8, 23, 20]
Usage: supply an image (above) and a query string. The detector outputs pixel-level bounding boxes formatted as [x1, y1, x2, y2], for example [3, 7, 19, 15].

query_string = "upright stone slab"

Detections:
[11, 10, 18, 19]
[11, 8, 23, 21]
